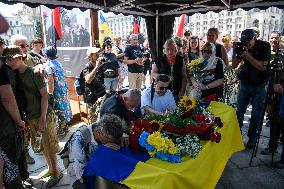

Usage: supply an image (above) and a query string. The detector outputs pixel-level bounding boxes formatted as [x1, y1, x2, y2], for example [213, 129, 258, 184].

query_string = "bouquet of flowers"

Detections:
[129, 96, 223, 163]
[187, 58, 209, 99]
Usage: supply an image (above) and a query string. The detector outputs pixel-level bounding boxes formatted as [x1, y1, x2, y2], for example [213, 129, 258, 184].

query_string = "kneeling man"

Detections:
[141, 74, 176, 116]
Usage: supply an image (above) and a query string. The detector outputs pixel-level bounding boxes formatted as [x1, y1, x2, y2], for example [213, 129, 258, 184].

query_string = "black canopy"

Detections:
[2, 0, 284, 57]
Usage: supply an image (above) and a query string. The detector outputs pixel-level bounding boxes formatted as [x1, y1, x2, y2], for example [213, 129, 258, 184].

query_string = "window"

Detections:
[11, 29, 14, 35]
[10, 21, 12, 26]
[17, 30, 19, 34]
[203, 21, 207, 25]
[16, 21, 18, 25]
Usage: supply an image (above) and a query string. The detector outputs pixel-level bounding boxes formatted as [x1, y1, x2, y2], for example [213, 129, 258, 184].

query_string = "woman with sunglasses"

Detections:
[101, 41, 121, 92]
[151, 39, 187, 102]
[189, 42, 225, 102]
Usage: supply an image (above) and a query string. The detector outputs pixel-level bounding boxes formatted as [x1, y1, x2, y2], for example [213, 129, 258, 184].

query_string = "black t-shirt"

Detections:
[0, 64, 16, 137]
[124, 45, 143, 73]
[201, 58, 224, 100]
[155, 55, 184, 96]
[29, 51, 43, 65]
[0, 63, 10, 86]
[238, 40, 271, 85]
[81, 62, 106, 103]
[100, 93, 141, 132]
[101, 53, 120, 78]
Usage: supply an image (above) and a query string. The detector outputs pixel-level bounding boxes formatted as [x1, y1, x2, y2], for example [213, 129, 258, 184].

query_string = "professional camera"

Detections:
[268, 48, 284, 71]
[233, 42, 248, 59]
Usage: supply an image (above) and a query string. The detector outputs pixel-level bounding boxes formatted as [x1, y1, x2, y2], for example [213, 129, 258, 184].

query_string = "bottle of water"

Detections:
[34, 132, 42, 153]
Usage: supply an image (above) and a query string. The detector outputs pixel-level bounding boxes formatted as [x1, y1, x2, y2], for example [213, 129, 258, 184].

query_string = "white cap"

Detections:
[85, 47, 102, 59]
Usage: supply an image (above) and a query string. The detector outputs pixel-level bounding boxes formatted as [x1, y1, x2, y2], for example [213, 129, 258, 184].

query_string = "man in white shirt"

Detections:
[141, 74, 176, 116]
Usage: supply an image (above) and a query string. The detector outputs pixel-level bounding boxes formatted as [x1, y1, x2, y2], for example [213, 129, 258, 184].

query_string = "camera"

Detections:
[234, 42, 247, 59]
[268, 49, 284, 71]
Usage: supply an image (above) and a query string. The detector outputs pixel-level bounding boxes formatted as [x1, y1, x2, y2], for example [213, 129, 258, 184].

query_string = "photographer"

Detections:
[260, 32, 284, 166]
[232, 29, 271, 149]
[81, 47, 106, 123]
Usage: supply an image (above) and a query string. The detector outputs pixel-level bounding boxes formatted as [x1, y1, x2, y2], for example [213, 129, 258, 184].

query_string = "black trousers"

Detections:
[268, 115, 284, 161]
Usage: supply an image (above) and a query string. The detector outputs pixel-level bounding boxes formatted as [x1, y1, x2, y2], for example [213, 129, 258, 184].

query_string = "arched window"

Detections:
[253, 19, 259, 28]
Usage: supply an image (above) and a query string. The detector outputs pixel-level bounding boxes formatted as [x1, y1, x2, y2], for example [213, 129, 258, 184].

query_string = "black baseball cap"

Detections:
[240, 29, 255, 43]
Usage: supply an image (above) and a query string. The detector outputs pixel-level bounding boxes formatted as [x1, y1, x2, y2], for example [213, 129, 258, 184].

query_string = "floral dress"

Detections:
[45, 59, 73, 124]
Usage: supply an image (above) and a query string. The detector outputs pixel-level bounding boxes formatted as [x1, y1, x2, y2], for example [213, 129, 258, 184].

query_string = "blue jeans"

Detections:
[237, 82, 267, 142]
[104, 78, 119, 91]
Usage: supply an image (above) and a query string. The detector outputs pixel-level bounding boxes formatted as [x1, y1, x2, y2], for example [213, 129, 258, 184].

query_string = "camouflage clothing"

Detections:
[28, 111, 60, 155]
[87, 95, 107, 123]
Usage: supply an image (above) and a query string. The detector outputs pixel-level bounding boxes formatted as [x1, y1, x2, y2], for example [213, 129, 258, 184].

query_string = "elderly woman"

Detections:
[42, 46, 73, 135]
[151, 39, 187, 102]
[189, 42, 224, 102]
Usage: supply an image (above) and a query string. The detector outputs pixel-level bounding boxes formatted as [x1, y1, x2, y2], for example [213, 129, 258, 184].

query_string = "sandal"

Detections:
[47, 172, 63, 188]
[38, 169, 51, 179]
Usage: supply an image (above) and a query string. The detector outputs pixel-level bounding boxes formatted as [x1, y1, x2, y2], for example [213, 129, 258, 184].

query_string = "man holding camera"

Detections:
[260, 31, 284, 169]
[81, 48, 106, 123]
[232, 29, 271, 149]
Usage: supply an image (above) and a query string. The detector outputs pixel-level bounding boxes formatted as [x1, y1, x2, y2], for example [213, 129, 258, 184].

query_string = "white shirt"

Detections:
[141, 86, 176, 115]
[67, 125, 98, 184]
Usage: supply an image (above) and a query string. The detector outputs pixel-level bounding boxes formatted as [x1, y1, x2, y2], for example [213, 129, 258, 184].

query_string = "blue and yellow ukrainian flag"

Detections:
[83, 102, 244, 189]
[99, 11, 113, 46]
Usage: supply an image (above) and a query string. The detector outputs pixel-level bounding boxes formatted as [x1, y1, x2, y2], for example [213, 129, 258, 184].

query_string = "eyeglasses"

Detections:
[19, 44, 28, 48]
[201, 49, 212, 54]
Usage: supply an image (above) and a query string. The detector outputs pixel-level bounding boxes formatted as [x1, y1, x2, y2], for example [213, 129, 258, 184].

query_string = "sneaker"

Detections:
[260, 147, 278, 155]
[46, 172, 63, 188]
[22, 178, 33, 189]
[25, 153, 35, 164]
[246, 140, 256, 149]
[274, 160, 284, 169]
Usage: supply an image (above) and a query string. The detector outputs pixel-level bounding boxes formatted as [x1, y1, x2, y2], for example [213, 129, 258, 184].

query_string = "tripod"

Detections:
[249, 67, 281, 166]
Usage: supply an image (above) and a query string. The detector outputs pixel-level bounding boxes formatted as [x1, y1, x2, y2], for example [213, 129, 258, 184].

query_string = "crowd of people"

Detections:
[0, 11, 284, 189]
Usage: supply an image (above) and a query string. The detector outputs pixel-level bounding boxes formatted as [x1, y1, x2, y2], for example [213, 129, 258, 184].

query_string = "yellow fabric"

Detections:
[122, 102, 244, 189]
[99, 12, 113, 46]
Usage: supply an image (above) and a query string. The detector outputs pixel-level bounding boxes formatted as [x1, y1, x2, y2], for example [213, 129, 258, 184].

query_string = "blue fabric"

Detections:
[237, 83, 266, 142]
[280, 92, 284, 118]
[83, 145, 150, 189]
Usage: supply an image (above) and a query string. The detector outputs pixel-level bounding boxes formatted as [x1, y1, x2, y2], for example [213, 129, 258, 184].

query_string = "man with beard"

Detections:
[141, 74, 176, 116]
[260, 31, 284, 169]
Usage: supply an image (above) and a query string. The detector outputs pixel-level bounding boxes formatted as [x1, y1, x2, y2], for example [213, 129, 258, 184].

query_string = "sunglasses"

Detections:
[19, 44, 28, 48]
[201, 49, 212, 54]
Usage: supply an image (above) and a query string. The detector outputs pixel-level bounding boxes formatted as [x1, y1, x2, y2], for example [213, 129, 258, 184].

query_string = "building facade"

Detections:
[173, 7, 284, 41]
[105, 13, 147, 41]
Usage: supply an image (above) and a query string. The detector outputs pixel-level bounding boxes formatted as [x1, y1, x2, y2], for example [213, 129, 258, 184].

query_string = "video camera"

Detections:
[233, 42, 248, 59]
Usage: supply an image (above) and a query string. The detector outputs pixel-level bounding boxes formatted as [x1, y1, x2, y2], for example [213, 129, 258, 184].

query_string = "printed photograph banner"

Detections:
[41, 6, 91, 77]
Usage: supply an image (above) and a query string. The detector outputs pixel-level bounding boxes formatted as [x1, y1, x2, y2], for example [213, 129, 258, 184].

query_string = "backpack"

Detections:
[74, 69, 86, 96]
[58, 125, 92, 169]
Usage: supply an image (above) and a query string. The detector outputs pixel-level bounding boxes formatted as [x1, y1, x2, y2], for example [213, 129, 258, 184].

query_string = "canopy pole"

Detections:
[155, 10, 159, 57]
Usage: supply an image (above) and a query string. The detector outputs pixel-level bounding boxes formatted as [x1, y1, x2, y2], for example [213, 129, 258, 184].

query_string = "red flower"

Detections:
[193, 113, 206, 122]
[214, 117, 223, 128]
[181, 110, 192, 119]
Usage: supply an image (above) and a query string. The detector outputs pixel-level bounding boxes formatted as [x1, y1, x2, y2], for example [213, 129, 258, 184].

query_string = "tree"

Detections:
[34, 20, 42, 38]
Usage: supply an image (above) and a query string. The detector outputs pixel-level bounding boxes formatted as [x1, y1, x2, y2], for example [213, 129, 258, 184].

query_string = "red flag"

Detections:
[176, 14, 186, 37]
[133, 17, 140, 34]
[53, 7, 62, 40]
